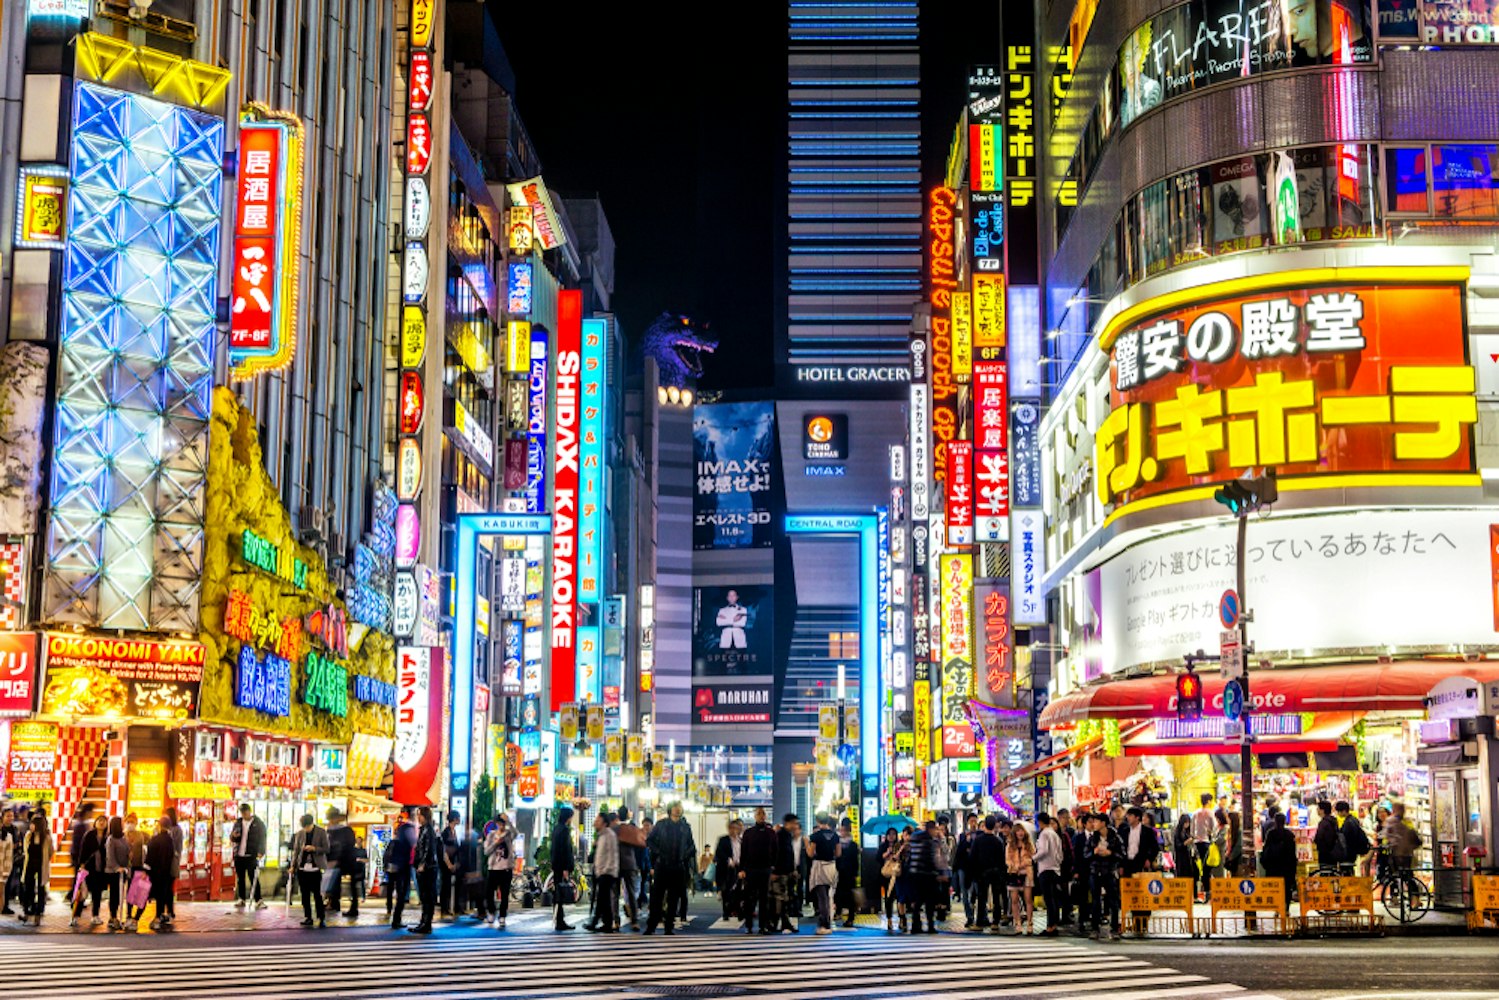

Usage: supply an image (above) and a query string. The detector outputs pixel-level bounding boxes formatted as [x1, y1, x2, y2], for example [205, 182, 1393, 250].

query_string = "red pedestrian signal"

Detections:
[1177, 670, 1203, 722]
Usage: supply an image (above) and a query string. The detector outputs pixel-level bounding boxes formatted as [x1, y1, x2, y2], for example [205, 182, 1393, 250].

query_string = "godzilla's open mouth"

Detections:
[672, 339, 715, 378]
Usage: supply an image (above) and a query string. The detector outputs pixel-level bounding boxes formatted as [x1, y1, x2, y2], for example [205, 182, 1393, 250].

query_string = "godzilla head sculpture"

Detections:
[641, 312, 717, 388]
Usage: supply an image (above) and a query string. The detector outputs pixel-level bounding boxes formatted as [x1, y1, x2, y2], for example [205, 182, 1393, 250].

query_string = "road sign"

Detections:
[1220, 630, 1244, 679]
[1219, 589, 1240, 629]
[1224, 678, 1245, 721]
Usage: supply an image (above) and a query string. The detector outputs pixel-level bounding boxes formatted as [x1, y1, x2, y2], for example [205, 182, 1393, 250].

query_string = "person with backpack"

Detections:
[1313, 799, 1345, 872]
[1334, 801, 1369, 875]
[1383, 802, 1422, 870]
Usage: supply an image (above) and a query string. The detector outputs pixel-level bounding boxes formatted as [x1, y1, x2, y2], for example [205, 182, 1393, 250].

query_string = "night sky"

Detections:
[500, 3, 1003, 392]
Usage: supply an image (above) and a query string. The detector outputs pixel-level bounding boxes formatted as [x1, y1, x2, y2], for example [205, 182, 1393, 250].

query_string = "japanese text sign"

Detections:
[1098, 274, 1476, 511]
[229, 114, 303, 380]
[945, 440, 974, 547]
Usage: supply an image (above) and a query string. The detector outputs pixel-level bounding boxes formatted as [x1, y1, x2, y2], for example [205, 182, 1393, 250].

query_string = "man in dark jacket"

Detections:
[440, 810, 463, 918]
[833, 817, 860, 927]
[410, 806, 440, 934]
[1121, 806, 1161, 877]
[773, 814, 808, 932]
[325, 810, 356, 919]
[386, 811, 416, 928]
[1313, 800, 1344, 872]
[228, 803, 266, 910]
[550, 806, 577, 931]
[969, 815, 1005, 929]
[904, 820, 939, 933]
[644, 801, 695, 935]
[952, 813, 978, 928]
[291, 813, 330, 928]
[1085, 812, 1124, 941]
[144, 821, 177, 930]
[740, 807, 776, 933]
[713, 818, 743, 920]
[1334, 801, 1368, 875]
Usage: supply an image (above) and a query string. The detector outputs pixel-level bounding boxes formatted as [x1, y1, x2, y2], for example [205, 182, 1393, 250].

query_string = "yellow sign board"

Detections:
[818, 704, 838, 742]
[559, 702, 579, 742]
[951, 291, 972, 382]
[1298, 875, 1373, 914]
[1120, 875, 1195, 914]
[507, 321, 532, 373]
[401, 306, 426, 367]
[1210, 876, 1286, 916]
[1472, 875, 1499, 912]
[410, 0, 435, 48]
[19, 172, 66, 246]
[126, 760, 167, 821]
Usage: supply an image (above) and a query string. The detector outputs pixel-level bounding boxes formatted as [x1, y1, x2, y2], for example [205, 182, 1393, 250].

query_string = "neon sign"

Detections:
[229, 108, 305, 380]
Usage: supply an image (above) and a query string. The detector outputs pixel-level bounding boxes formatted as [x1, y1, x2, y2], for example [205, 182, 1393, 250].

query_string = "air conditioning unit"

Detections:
[299, 505, 326, 537]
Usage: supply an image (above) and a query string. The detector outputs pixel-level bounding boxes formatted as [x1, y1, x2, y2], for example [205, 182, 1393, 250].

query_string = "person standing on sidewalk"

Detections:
[903, 820, 939, 934]
[69, 813, 109, 928]
[1191, 793, 1215, 901]
[19, 815, 51, 926]
[411, 806, 440, 934]
[439, 810, 462, 919]
[144, 820, 176, 931]
[346, 835, 367, 919]
[740, 807, 776, 934]
[590, 812, 620, 933]
[387, 810, 417, 928]
[834, 817, 859, 928]
[228, 804, 266, 911]
[614, 809, 641, 930]
[969, 816, 1004, 931]
[807, 814, 840, 935]
[325, 810, 355, 919]
[644, 802, 695, 935]
[713, 817, 742, 921]
[291, 814, 329, 928]
[550, 805, 577, 932]
[163, 807, 184, 923]
[103, 817, 130, 931]
[66, 804, 94, 905]
[1085, 812, 1123, 941]
[1034, 812, 1064, 936]
[122, 813, 146, 928]
[482, 815, 515, 928]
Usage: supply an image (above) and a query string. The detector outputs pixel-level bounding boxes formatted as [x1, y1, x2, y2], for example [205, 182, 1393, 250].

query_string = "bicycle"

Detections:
[1373, 862, 1431, 923]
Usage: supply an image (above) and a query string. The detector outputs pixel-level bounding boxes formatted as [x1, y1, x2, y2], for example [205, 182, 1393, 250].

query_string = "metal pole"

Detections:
[1237, 511, 1255, 876]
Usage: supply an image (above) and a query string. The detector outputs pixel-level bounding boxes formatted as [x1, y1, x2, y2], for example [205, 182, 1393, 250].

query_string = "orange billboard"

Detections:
[1096, 271, 1476, 510]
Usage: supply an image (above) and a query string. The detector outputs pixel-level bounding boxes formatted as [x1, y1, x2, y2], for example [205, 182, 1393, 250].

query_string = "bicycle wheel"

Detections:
[1399, 875, 1431, 922]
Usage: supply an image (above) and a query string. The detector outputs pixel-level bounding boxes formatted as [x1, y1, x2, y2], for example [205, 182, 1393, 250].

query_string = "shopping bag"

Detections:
[126, 871, 151, 909]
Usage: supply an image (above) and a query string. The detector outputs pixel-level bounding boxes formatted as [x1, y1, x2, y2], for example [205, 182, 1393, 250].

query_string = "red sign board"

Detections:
[550, 291, 583, 711]
[504, 438, 527, 490]
[230, 125, 282, 354]
[0, 633, 38, 716]
[945, 439, 973, 547]
[399, 371, 424, 435]
[408, 51, 433, 111]
[942, 723, 978, 759]
[974, 362, 1010, 532]
[393, 646, 445, 805]
[929, 186, 959, 483]
[261, 764, 303, 790]
[406, 113, 432, 175]
[1490, 525, 1499, 631]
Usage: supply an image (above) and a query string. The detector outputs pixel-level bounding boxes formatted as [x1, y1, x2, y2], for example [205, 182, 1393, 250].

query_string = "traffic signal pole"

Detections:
[1236, 510, 1254, 877]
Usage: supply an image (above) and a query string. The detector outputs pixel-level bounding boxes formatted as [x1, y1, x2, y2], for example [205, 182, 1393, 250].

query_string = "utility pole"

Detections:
[1213, 468, 1277, 877]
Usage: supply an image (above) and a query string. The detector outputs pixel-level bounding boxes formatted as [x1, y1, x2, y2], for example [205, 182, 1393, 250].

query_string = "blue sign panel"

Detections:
[1011, 401, 1043, 508]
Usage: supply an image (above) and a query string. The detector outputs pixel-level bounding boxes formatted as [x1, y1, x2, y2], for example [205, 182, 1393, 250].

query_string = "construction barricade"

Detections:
[1210, 876, 1292, 937]
[1467, 874, 1499, 932]
[1298, 875, 1383, 935]
[1119, 876, 1201, 938]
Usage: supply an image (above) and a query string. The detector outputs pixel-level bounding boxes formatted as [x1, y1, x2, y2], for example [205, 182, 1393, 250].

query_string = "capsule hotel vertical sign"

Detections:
[550, 290, 584, 711]
[397, 0, 435, 567]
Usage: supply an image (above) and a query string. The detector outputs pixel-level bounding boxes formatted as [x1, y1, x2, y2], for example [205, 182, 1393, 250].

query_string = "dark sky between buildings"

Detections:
[501, 3, 1004, 392]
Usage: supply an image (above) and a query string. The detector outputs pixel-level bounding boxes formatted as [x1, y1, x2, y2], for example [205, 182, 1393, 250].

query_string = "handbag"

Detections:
[554, 875, 577, 906]
[1206, 843, 1223, 869]
[126, 871, 151, 909]
[320, 867, 338, 895]
[881, 856, 901, 880]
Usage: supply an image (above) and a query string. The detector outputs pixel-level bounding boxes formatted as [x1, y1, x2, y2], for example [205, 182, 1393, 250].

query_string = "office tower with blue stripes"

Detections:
[781, 3, 922, 397]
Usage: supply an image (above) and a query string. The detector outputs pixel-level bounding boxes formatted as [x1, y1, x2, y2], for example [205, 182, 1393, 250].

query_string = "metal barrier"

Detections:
[1298, 875, 1383, 935]
[1118, 876, 1201, 938]
[1210, 877, 1292, 937]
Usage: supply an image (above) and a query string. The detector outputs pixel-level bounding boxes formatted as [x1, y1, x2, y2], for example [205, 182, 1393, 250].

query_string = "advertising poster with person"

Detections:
[692, 586, 773, 676]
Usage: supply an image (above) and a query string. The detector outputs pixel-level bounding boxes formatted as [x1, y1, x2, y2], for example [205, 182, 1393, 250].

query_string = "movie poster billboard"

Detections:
[692, 586, 773, 677]
[693, 402, 775, 550]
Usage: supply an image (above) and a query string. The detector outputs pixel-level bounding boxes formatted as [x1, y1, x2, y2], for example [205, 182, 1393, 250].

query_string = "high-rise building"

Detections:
[1032, 0, 1499, 886]
[779, 2, 923, 396]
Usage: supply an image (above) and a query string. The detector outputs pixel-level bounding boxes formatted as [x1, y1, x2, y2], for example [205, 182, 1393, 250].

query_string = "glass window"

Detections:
[1384, 146, 1430, 214]
[1432, 144, 1499, 219]
[1326, 143, 1378, 232]
[1167, 167, 1210, 265]
[1139, 179, 1172, 277]
[1209, 155, 1268, 255]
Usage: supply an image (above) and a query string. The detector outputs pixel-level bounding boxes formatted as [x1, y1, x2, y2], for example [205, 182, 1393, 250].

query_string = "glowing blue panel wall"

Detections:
[43, 82, 225, 630]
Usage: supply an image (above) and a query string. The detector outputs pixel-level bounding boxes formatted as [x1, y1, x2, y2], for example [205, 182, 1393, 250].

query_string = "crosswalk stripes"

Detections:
[0, 931, 1280, 1000]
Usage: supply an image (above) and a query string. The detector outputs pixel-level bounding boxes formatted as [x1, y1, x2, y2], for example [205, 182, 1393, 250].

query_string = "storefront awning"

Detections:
[994, 722, 1150, 794]
[1039, 660, 1499, 728]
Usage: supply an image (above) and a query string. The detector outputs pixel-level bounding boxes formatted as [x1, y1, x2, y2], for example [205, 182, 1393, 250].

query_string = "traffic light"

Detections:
[1177, 669, 1204, 722]
[1214, 468, 1278, 514]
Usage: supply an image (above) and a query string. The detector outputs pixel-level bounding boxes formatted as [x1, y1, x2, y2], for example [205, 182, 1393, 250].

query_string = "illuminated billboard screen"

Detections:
[693, 402, 775, 550]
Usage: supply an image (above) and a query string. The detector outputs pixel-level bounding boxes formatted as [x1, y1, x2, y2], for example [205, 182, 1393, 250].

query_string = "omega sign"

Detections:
[796, 366, 911, 384]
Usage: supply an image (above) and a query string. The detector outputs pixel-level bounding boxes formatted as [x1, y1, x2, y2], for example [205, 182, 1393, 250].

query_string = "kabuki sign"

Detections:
[229, 108, 305, 380]
[1097, 270, 1477, 511]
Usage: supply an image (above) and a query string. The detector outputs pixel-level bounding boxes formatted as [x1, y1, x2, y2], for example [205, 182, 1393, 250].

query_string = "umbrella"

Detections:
[862, 813, 917, 836]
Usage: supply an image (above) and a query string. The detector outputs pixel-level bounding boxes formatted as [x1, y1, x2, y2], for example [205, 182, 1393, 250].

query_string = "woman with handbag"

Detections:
[483, 815, 516, 928]
[122, 813, 148, 928]
[879, 829, 903, 932]
[69, 814, 110, 928]
[19, 815, 51, 925]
